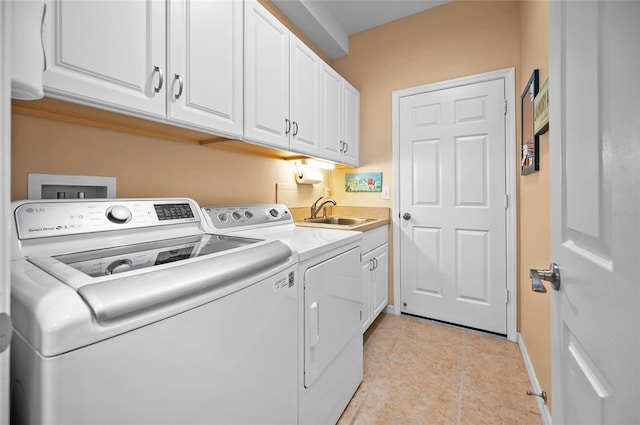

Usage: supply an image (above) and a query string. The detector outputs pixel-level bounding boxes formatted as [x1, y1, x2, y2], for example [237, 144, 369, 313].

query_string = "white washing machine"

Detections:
[10, 198, 299, 425]
[201, 204, 364, 425]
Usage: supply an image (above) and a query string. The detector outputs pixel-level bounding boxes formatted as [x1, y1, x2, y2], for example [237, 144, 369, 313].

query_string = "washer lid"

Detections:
[28, 236, 292, 322]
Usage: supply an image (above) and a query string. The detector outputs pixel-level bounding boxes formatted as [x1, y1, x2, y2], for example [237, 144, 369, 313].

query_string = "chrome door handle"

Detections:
[402, 213, 411, 221]
[529, 263, 561, 292]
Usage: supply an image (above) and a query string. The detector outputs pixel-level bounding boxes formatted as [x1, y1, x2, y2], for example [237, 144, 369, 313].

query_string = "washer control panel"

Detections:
[14, 199, 200, 240]
[202, 204, 292, 231]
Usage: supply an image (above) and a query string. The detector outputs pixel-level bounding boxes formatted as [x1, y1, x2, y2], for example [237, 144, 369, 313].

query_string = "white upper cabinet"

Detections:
[320, 64, 360, 166]
[320, 64, 343, 162]
[43, 0, 243, 138]
[167, 0, 243, 139]
[289, 35, 322, 157]
[244, 0, 290, 149]
[244, 0, 322, 156]
[39, 0, 358, 165]
[342, 80, 360, 166]
[43, 0, 166, 118]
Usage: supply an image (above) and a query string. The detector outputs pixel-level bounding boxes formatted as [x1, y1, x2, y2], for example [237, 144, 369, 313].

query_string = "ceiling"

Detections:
[271, 0, 451, 59]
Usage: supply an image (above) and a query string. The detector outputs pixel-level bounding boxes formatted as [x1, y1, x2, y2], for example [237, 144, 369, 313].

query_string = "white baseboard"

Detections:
[517, 332, 552, 425]
[384, 304, 396, 315]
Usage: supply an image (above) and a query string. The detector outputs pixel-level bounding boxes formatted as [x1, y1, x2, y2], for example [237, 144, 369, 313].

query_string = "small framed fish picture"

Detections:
[345, 172, 382, 192]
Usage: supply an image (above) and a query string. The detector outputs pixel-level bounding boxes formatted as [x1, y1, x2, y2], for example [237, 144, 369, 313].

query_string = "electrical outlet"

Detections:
[381, 186, 390, 200]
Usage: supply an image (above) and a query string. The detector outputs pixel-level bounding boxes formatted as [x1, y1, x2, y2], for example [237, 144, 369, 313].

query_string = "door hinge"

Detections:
[504, 99, 508, 115]
[506, 289, 510, 304]
[504, 194, 509, 209]
[0, 312, 13, 353]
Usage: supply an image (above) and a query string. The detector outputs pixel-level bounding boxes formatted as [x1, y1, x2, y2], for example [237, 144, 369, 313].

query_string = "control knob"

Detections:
[106, 205, 132, 224]
[232, 211, 242, 220]
[268, 208, 280, 218]
[217, 212, 228, 222]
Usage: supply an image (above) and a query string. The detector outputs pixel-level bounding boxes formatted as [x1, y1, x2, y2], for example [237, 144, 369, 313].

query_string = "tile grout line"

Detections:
[349, 321, 407, 424]
[457, 333, 468, 425]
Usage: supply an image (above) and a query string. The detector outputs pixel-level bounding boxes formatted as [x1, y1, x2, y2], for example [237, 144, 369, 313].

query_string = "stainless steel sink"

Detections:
[304, 217, 373, 226]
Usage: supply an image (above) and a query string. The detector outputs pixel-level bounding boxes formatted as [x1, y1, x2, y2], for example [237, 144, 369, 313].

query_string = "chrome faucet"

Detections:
[310, 196, 337, 219]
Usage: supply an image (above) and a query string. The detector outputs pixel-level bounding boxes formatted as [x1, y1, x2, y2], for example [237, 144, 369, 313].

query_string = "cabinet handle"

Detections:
[343, 142, 349, 154]
[173, 74, 184, 100]
[292, 121, 298, 137]
[285, 118, 291, 135]
[374, 257, 378, 270]
[339, 141, 344, 152]
[40, 3, 47, 71]
[369, 258, 375, 271]
[153, 66, 164, 93]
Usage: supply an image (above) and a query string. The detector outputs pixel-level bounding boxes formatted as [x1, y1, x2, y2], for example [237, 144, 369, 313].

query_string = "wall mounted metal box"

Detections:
[28, 173, 116, 200]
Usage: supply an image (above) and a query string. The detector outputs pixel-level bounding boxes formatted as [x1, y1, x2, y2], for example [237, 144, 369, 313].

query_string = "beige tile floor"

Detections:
[338, 313, 543, 425]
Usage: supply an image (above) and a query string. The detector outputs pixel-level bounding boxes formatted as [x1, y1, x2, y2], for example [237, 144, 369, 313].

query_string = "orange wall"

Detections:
[11, 114, 296, 205]
[518, 0, 552, 411]
[330, 0, 520, 207]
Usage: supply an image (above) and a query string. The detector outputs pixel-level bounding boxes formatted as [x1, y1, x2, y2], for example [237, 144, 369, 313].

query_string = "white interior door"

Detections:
[398, 77, 508, 334]
[549, 2, 640, 423]
[0, 2, 10, 424]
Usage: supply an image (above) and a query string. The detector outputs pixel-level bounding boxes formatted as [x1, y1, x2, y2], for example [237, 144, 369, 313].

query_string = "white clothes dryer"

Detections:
[201, 204, 364, 425]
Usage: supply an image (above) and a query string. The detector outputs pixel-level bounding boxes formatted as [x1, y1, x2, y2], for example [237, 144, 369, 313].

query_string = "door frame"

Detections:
[391, 68, 517, 342]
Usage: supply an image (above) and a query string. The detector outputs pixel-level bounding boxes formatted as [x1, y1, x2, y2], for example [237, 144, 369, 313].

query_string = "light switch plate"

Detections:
[381, 186, 390, 200]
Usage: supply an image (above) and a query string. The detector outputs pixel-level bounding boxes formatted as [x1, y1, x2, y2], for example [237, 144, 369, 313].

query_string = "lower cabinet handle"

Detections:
[292, 121, 298, 137]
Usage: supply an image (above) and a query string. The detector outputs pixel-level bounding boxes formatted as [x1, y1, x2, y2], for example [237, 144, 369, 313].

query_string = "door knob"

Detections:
[529, 263, 561, 292]
[402, 212, 411, 221]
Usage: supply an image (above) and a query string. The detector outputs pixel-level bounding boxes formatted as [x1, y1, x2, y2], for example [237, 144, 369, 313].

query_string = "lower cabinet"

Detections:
[361, 225, 389, 332]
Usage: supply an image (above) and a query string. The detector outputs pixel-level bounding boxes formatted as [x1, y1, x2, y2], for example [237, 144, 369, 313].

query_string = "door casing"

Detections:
[391, 68, 517, 342]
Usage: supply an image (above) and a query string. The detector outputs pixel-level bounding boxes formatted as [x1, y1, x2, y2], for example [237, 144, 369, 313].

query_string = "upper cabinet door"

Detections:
[289, 34, 321, 157]
[319, 64, 343, 162]
[43, 0, 166, 118]
[341, 80, 360, 166]
[244, 0, 290, 149]
[167, 0, 243, 139]
[320, 64, 360, 166]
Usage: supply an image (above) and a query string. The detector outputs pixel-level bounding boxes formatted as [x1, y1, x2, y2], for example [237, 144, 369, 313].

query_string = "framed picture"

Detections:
[521, 69, 539, 175]
[534, 77, 549, 135]
[345, 172, 382, 192]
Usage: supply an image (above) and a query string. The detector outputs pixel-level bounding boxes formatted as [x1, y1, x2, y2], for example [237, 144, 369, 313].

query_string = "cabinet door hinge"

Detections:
[0, 313, 13, 353]
[504, 194, 509, 209]
[504, 99, 508, 115]
[506, 289, 510, 304]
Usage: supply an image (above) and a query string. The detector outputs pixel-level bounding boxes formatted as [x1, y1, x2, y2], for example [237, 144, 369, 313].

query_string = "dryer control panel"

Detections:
[14, 198, 200, 240]
[202, 204, 292, 231]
